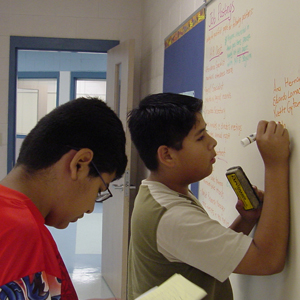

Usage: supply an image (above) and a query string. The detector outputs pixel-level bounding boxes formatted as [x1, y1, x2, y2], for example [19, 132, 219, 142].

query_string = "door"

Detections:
[102, 39, 135, 299]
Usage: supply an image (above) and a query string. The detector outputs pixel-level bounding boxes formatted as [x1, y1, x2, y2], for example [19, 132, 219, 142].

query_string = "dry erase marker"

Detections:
[226, 166, 261, 210]
[241, 132, 256, 147]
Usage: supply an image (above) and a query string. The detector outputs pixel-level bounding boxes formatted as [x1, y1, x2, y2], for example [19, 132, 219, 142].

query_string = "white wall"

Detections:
[134, 0, 205, 181]
[0, 0, 206, 180]
[0, 0, 142, 179]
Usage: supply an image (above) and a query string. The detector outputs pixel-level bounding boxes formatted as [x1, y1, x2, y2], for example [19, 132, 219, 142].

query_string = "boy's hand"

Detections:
[231, 186, 263, 234]
[256, 121, 290, 167]
[235, 186, 263, 224]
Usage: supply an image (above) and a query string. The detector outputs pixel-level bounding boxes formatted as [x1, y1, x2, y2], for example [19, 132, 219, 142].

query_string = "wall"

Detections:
[141, 2, 294, 299]
[136, 0, 205, 180]
[139, 0, 205, 98]
[0, 0, 207, 180]
[201, 1, 299, 299]
[3, 1, 287, 298]
[0, 0, 142, 179]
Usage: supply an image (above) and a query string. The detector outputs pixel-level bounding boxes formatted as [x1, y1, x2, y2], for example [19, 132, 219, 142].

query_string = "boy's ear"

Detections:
[157, 145, 176, 167]
[70, 148, 94, 180]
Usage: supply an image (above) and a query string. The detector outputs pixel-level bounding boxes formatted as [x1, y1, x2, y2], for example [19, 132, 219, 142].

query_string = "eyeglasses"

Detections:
[90, 161, 113, 203]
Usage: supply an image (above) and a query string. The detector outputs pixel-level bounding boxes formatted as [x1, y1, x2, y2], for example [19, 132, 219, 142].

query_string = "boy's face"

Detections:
[174, 113, 217, 184]
[46, 171, 116, 229]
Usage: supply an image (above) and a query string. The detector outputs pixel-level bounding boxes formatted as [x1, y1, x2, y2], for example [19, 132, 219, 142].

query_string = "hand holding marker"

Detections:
[241, 122, 282, 147]
[241, 122, 280, 147]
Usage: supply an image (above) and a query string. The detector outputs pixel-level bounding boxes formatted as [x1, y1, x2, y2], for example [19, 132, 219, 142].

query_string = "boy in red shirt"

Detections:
[0, 97, 126, 300]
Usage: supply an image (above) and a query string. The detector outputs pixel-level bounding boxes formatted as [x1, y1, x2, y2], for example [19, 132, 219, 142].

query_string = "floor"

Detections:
[49, 203, 116, 299]
[70, 268, 114, 300]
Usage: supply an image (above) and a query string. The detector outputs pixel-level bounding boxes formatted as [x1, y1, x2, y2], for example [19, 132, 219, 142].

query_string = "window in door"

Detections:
[76, 79, 106, 100]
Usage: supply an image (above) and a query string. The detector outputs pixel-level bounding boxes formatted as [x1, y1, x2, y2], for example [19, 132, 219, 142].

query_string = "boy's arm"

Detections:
[234, 120, 290, 275]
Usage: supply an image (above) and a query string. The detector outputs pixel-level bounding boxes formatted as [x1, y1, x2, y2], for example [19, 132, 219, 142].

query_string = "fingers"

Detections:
[257, 120, 286, 136]
[236, 199, 244, 210]
[256, 120, 289, 146]
[256, 120, 290, 166]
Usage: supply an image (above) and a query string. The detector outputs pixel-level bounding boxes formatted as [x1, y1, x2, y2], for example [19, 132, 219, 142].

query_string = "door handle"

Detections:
[113, 184, 123, 190]
[112, 184, 136, 190]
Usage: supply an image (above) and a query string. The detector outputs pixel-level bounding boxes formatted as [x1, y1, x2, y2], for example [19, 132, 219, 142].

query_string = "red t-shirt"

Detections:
[0, 185, 78, 299]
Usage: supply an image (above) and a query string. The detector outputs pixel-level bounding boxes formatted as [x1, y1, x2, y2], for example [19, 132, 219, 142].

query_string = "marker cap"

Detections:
[241, 133, 256, 147]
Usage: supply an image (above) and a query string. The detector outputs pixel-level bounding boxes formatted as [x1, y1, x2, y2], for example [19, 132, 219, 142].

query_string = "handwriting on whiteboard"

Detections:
[273, 77, 300, 117]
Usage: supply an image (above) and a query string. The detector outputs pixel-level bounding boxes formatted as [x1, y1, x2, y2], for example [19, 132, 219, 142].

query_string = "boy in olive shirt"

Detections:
[127, 93, 290, 300]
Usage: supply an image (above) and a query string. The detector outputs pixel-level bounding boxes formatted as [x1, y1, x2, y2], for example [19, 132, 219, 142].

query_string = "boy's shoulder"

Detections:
[138, 179, 200, 209]
[0, 185, 44, 240]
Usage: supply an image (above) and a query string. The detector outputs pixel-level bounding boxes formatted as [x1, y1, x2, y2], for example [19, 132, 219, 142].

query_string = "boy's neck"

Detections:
[0, 166, 54, 218]
[147, 172, 189, 196]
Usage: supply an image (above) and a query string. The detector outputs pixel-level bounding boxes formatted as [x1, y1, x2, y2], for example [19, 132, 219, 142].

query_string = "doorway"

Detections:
[8, 36, 119, 171]
[8, 36, 120, 299]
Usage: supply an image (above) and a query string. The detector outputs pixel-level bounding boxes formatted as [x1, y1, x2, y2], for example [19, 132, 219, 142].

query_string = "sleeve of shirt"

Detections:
[157, 203, 253, 282]
[0, 271, 62, 300]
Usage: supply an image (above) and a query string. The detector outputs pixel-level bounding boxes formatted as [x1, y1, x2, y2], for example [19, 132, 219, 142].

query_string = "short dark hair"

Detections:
[17, 97, 127, 180]
[127, 93, 203, 171]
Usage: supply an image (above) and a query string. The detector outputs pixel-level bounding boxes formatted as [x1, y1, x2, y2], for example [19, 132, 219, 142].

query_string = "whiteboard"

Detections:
[201, 1, 300, 299]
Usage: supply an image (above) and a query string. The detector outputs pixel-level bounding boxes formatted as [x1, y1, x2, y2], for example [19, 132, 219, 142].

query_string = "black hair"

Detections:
[127, 93, 203, 171]
[17, 97, 127, 180]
